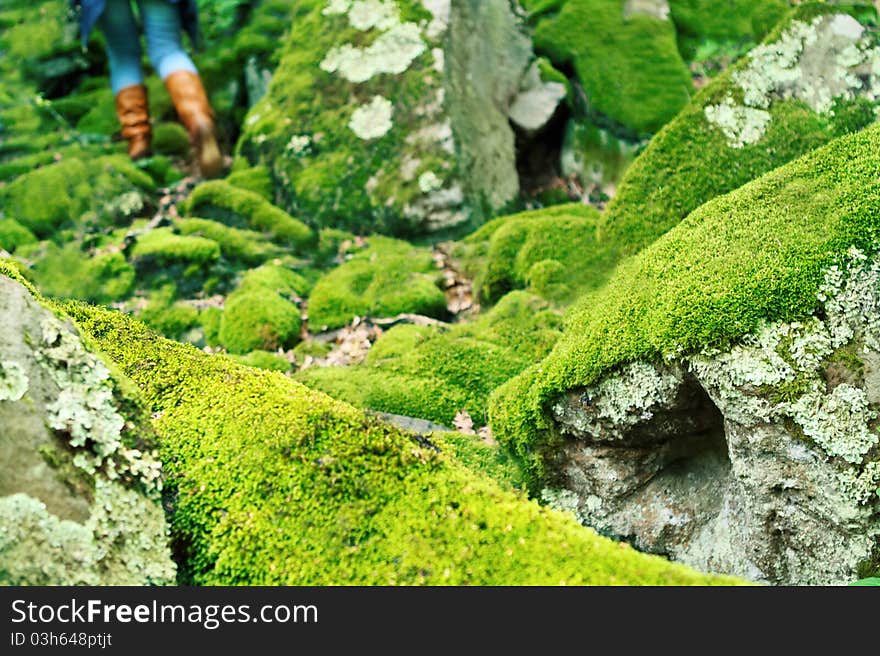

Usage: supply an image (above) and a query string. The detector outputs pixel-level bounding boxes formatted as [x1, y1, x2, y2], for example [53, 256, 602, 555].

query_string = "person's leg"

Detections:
[138, 0, 222, 177]
[99, 0, 151, 159]
[137, 0, 197, 79]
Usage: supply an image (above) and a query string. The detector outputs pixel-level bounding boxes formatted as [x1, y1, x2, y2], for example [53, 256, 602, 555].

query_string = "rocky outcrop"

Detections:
[543, 250, 880, 585]
[0, 274, 176, 585]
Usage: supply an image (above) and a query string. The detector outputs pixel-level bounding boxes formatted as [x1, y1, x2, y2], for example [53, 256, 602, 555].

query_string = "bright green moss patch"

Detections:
[491, 123, 880, 486]
[151, 122, 190, 158]
[0, 155, 153, 237]
[219, 287, 301, 354]
[228, 349, 293, 373]
[237, 264, 310, 298]
[455, 203, 608, 304]
[669, 0, 788, 60]
[226, 165, 274, 201]
[525, 0, 692, 135]
[307, 237, 446, 330]
[130, 228, 221, 266]
[430, 432, 527, 492]
[21, 242, 135, 304]
[298, 291, 563, 426]
[62, 300, 733, 584]
[0, 219, 37, 252]
[183, 181, 313, 248]
[176, 218, 281, 266]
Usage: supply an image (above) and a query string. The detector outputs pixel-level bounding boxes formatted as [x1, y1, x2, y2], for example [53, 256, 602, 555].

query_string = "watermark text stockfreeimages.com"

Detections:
[10, 598, 318, 631]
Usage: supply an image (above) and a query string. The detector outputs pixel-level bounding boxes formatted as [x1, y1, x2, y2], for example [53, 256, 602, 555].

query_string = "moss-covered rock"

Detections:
[183, 180, 313, 248]
[23, 242, 135, 304]
[151, 122, 191, 158]
[61, 295, 733, 585]
[219, 286, 302, 355]
[455, 202, 606, 304]
[0, 155, 153, 237]
[176, 217, 282, 266]
[490, 121, 880, 488]
[602, 4, 880, 262]
[522, 0, 693, 135]
[237, 0, 468, 235]
[0, 266, 175, 585]
[216, 265, 308, 355]
[307, 236, 446, 330]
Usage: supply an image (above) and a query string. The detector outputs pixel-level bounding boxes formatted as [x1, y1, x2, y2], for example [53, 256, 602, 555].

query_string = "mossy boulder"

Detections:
[603, 4, 880, 262]
[491, 121, 880, 487]
[183, 180, 313, 248]
[237, 0, 469, 235]
[217, 265, 307, 355]
[0, 266, 175, 585]
[307, 236, 446, 330]
[176, 217, 282, 266]
[23, 242, 135, 304]
[62, 295, 733, 585]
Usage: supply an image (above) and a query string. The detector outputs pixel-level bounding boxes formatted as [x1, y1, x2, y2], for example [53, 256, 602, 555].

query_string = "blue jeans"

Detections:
[99, 0, 198, 93]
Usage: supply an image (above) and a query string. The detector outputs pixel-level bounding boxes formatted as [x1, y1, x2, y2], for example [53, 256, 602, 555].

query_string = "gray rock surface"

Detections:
[0, 275, 176, 585]
[543, 252, 880, 585]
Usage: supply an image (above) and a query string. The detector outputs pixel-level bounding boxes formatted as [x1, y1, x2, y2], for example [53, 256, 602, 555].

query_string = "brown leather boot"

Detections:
[114, 84, 152, 160]
[163, 70, 223, 178]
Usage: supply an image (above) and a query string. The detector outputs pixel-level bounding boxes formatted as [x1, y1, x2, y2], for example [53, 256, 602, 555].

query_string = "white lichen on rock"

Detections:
[705, 14, 880, 148]
[285, 134, 312, 156]
[36, 315, 162, 491]
[320, 21, 426, 83]
[0, 480, 175, 585]
[349, 95, 394, 140]
[552, 361, 681, 440]
[703, 98, 771, 148]
[0, 359, 28, 401]
[418, 170, 442, 192]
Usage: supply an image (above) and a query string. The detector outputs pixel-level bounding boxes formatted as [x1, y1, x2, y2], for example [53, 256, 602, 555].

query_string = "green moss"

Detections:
[669, 0, 788, 60]
[238, 263, 311, 298]
[456, 203, 607, 304]
[226, 165, 274, 201]
[176, 217, 281, 265]
[219, 287, 301, 354]
[0, 155, 153, 237]
[525, 0, 692, 135]
[62, 299, 734, 584]
[229, 349, 293, 373]
[307, 237, 446, 330]
[490, 122, 880, 487]
[130, 228, 221, 266]
[298, 291, 563, 426]
[151, 122, 190, 158]
[23, 242, 135, 304]
[431, 432, 527, 493]
[0, 218, 37, 252]
[200, 306, 223, 347]
[602, 5, 878, 264]
[184, 180, 313, 248]
[139, 296, 201, 343]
